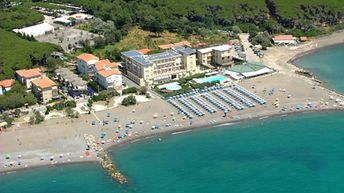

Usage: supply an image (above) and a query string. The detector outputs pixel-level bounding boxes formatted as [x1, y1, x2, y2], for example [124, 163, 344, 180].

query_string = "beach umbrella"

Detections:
[5, 154, 10, 159]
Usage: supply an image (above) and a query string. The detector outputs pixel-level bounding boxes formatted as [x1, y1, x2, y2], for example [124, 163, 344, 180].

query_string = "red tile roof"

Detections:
[77, 53, 98, 62]
[95, 59, 119, 71]
[16, 68, 42, 78]
[158, 44, 174, 50]
[174, 41, 192, 47]
[32, 77, 56, 89]
[0, 79, 14, 88]
[272, 35, 295, 41]
[97, 69, 121, 78]
[158, 41, 193, 50]
[300, 36, 308, 41]
[137, 48, 151, 54]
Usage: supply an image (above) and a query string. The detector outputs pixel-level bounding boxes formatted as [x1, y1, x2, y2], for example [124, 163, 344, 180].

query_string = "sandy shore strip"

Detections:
[1, 30, 344, 174]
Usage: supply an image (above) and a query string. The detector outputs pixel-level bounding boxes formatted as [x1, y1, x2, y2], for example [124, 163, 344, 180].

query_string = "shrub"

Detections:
[92, 90, 119, 102]
[29, 111, 45, 125]
[1, 113, 14, 127]
[65, 107, 79, 118]
[121, 95, 137, 106]
[65, 100, 76, 108]
[138, 87, 147, 95]
[122, 87, 138, 95]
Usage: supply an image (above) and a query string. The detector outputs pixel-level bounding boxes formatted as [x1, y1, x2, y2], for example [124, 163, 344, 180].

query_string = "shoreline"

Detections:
[2, 107, 344, 175]
[2, 30, 344, 175]
[288, 42, 344, 64]
[106, 107, 344, 151]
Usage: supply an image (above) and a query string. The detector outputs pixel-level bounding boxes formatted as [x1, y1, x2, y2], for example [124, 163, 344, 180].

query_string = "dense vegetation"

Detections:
[0, 4, 44, 30]
[46, 0, 344, 38]
[271, 0, 344, 27]
[0, 29, 59, 79]
[0, 81, 37, 111]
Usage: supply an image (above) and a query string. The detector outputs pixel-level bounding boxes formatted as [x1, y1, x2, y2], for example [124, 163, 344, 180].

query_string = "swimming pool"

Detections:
[157, 82, 182, 91]
[196, 75, 226, 83]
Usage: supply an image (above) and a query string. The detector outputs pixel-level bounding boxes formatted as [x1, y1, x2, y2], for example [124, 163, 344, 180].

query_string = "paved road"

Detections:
[238, 33, 261, 63]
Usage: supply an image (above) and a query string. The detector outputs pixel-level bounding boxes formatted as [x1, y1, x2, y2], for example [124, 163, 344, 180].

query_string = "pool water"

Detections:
[157, 82, 182, 91]
[165, 84, 182, 91]
[197, 75, 226, 83]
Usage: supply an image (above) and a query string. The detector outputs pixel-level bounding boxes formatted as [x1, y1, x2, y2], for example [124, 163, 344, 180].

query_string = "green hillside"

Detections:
[0, 29, 58, 79]
[0, 5, 44, 30]
[270, 0, 344, 27]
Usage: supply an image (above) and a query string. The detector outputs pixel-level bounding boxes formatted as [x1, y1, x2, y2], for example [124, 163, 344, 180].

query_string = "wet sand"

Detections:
[1, 30, 344, 174]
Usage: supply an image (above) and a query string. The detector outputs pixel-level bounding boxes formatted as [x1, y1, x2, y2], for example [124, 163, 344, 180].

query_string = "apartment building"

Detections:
[121, 47, 198, 86]
[197, 45, 233, 67]
[55, 68, 88, 98]
[94, 59, 122, 90]
[95, 69, 122, 90]
[76, 53, 99, 75]
[16, 68, 43, 88]
[31, 77, 59, 103]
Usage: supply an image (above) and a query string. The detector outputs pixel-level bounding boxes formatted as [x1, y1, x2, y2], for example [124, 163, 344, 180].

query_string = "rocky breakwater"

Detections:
[99, 152, 128, 184]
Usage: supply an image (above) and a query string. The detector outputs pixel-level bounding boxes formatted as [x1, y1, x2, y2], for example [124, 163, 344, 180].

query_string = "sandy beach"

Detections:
[1, 30, 344, 174]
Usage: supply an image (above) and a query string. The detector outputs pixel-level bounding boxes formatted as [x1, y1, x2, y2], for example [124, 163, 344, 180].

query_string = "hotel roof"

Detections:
[97, 69, 121, 78]
[32, 77, 56, 89]
[16, 68, 42, 78]
[0, 79, 14, 88]
[131, 55, 151, 66]
[122, 50, 181, 66]
[121, 50, 143, 58]
[147, 51, 181, 61]
[173, 46, 196, 55]
[77, 53, 99, 62]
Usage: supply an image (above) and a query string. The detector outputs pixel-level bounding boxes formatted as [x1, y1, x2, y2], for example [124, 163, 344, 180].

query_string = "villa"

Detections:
[75, 53, 123, 91]
[16, 68, 43, 88]
[0, 79, 14, 95]
[95, 69, 122, 90]
[93, 60, 122, 90]
[121, 46, 199, 86]
[31, 77, 59, 103]
[76, 53, 99, 75]
[197, 45, 233, 68]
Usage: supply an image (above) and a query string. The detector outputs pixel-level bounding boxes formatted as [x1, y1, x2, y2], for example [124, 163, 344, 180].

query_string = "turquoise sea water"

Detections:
[2, 112, 344, 193]
[1, 45, 344, 193]
[295, 44, 344, 94]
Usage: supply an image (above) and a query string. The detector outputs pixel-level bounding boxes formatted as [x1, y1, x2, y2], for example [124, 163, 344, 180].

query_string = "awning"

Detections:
[242, 68, 273, 78]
